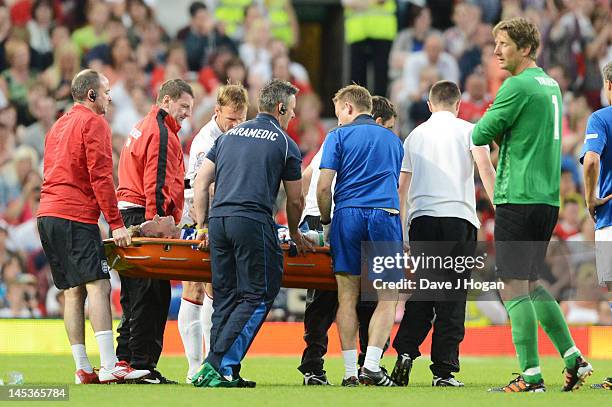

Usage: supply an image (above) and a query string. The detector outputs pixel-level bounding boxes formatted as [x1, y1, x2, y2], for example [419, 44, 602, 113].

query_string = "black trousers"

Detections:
[393, 216, 476, 378]
[350, 39, 392, 97]
[115, 208, 171, 371]
[205, 216, 283, 379]
[297, 216, 383, 374]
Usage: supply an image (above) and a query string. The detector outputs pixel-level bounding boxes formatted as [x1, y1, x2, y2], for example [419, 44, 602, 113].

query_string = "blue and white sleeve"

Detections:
[580, 113, 607, 164]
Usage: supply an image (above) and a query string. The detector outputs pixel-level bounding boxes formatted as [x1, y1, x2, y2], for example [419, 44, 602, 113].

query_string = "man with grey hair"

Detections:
[399, 32, 460, 102]
[580, 60, 612, 391]
[190, 78, 311, 388]
[37, 69, 149, 384]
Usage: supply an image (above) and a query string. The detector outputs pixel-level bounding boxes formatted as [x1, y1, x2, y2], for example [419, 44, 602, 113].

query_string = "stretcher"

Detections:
[103, 238, 337, 290]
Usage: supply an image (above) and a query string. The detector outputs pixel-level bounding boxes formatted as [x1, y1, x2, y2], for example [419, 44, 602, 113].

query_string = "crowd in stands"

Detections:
[0, 0, 610, 325]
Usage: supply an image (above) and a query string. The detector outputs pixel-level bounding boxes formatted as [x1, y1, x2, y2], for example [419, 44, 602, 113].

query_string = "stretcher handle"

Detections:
[103, 237, 201, 247]
[103, 237, 331, 254]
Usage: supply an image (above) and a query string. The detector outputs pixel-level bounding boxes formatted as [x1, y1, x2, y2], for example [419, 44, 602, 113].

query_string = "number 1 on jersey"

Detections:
[552, 95, 560, 140]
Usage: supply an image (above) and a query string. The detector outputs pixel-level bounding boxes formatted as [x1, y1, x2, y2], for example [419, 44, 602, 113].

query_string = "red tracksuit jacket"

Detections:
[116, 105, 185, 223]
[38, 104, 124, 231]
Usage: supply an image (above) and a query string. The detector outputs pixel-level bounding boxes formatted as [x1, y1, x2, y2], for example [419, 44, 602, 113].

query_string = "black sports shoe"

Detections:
[590, 377, 612, 390]
[235, 376, 256, 388]
[303, 371, 331, 385]
[390, 354, 413, 386]
[341, 376, 359, 387]
[562, 356, 593, 392]
[359, 367, 397, 387]
[488, 374, 546, 393]
[136, 370, 178, 384]
[432, 375, 464, 387]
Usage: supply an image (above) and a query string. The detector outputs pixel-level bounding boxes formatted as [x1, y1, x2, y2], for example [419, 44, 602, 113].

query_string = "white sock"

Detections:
[71, 344, 93, 373]
[342, 349, 358, 379]
[201, 294, 214, 358]
[363, 346, 383, 372]
[563, 345, 580, 359]
[178, 298, 203, 378]
[94, 330, 118, 370]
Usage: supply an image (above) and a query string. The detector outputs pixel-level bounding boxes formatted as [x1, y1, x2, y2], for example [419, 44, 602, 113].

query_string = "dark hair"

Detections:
[492, 17, 540, 60]
[32, 0, 55, 20]
[258, 79, 298, 114]
[71, 69, 101, 102]
[0, 253, 27, 281]
[429, 80, 461, 107]
[407, 5, 428, 27]
[110, 36, 133, 68]
[224, 56, 246, 75]
[189, 1, 207, 17]
[207, 46, 235, 66]
[371, 96, 397, 123]
[127, 0, 153, 21]
[157, 79, 194, 103]
[108, 15, 123, 25]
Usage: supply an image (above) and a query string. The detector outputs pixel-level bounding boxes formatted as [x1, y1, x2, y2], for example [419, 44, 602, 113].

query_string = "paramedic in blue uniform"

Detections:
[191, 79, 311, 387]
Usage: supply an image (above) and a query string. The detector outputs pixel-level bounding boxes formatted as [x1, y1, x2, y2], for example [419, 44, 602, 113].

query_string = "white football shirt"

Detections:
[402, 111, 487, 229]
[301, 146, 335, 222]
[181, 116, 223, 224]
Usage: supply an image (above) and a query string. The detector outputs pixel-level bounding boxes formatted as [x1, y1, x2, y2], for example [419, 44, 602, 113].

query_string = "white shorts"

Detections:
[595, 226, 612, 285]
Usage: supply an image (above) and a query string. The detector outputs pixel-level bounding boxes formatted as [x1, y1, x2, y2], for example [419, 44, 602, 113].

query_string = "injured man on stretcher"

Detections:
[128, 215, 198, 240]
[127, 215, 318, 247]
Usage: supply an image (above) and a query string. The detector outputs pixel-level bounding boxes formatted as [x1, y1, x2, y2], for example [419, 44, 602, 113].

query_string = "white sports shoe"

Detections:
[98, 361, 150, 384]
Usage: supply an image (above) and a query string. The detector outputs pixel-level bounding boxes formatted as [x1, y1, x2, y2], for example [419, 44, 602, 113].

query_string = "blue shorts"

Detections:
[330, 207, 403, 276]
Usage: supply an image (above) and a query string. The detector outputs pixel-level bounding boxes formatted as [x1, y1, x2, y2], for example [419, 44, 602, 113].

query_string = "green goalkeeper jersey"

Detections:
[472, 67, 562, 206]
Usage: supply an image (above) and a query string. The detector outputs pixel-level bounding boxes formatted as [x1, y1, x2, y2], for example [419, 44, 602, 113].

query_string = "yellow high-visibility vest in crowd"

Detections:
[464, 301, 493, 327]
[266, 0, 295, 47]
[344, 0, 397, 44]
[215, 0, 252, 37]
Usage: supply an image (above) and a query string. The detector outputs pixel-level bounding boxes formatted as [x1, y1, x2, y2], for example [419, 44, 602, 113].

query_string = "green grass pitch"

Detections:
[0, 355, 610, 406]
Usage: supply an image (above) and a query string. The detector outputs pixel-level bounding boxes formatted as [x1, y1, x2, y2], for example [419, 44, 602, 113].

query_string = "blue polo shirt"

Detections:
[320, 114, 403, 212]
[580, 106, 612, 230]
[206, 113, 302, 224]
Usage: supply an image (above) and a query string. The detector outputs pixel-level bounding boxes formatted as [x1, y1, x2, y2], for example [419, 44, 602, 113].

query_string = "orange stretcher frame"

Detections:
[103, 237, 337, 290]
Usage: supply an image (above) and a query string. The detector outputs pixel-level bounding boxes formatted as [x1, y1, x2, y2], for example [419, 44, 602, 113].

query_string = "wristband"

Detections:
[127, 225, 141, 237]
[197, 228, 208, 235]
[320, 219, 331, 226]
